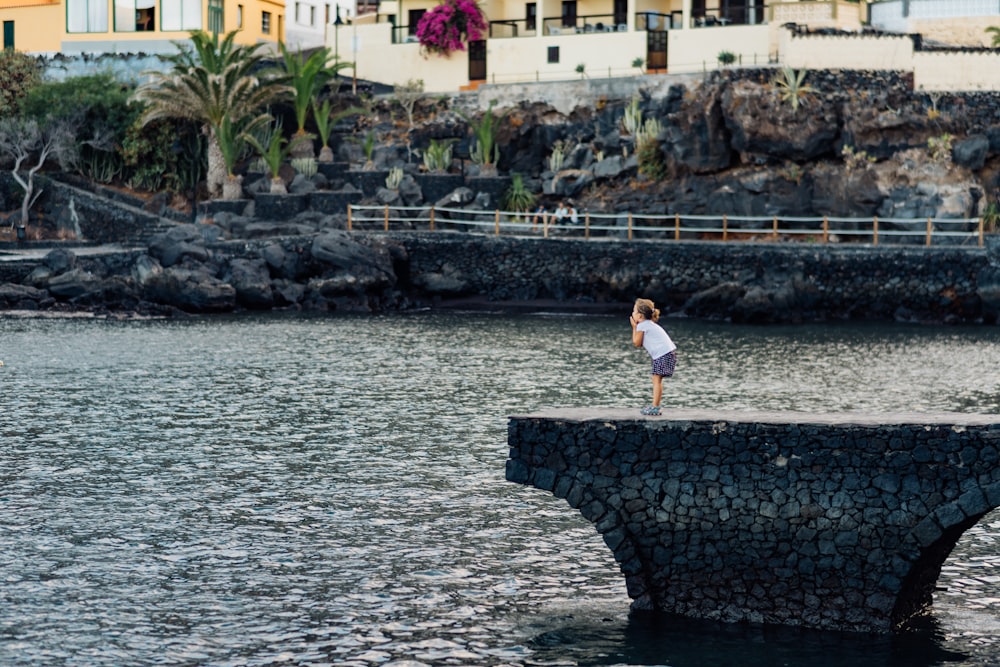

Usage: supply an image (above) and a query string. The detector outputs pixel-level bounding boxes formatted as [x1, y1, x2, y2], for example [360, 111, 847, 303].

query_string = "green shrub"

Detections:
[121, 117, 205, 194]
[501, 172, 537, 212]
[22, 74, 138, 181]
[0, 50, 42, 117]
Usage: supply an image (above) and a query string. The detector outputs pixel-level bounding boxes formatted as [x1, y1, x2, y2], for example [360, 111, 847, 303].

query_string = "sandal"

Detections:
[640, 405, 661, 416]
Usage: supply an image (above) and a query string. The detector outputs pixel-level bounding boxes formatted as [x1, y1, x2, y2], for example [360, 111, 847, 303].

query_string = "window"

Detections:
[325, 4, 330, 24]
[525, 2, 536, 31]
[408, 8, 425, 35]
[296, 2, 314, 25]
[3, 21, 13, 49]
[262, 10, 271, 33]
[113, 0, 155, 31]
[208, 0, 224, 33]
[67, 0, 109, 33]
[560, 0, 576, 28]
[161, 0, 202, 31]
[547, 45, 559, 63]
[613, 0, 626, 26]
[237, 4, 244, 28]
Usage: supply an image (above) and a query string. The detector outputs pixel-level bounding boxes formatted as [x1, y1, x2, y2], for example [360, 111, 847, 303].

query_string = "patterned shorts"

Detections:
[651, 350, 677, 378]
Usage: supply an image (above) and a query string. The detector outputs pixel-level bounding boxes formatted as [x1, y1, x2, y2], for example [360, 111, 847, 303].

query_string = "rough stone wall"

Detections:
[388, 233, 996, 323]
[506, 409, 1000, 632]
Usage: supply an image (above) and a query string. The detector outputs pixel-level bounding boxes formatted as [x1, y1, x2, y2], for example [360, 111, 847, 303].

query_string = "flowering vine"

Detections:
[415, 0, 488, 57]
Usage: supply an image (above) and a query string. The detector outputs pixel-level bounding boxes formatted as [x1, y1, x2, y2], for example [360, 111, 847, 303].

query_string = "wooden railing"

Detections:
[346, 205, 988, 246]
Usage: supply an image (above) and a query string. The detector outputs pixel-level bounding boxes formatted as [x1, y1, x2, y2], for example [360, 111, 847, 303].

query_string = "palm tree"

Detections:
[279, 43, 353, 159]
[133, 30, 290, 199]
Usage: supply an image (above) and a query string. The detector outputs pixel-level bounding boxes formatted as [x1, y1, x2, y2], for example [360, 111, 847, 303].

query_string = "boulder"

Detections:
[44, 248, 77, 273]
[47, 268, 102, 299]
[229, 258, 274, 309]
[148, 224, 209, 268]
[952, 134, 989, 171]
[0, 282, 49, 306]
[142, 265, 236, 312]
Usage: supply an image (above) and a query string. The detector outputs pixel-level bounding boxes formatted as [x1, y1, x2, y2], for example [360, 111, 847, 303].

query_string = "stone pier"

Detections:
[506, 408, 1000, 633]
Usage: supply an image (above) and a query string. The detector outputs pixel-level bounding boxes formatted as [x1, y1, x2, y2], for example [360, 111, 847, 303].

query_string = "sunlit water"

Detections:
[1, 311, 998, 667]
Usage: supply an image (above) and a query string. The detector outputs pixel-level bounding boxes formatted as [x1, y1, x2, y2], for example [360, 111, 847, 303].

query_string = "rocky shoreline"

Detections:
[1, 223, 998, 325]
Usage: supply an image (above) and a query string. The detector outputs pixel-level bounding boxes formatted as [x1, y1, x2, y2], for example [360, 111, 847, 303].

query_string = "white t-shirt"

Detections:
[637, 320, 676, 359]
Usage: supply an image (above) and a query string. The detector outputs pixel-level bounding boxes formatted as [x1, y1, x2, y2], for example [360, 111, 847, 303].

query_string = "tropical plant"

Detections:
[415, 0, 488, 57]
[982, 200, 1000, 233]
[279, 43, 351, 158]
[575, 63, 587, 79]
[291, 156, 318, 177]
[841, 145, 876, 171]
[717, 50, 736, 66]
[987, 25, 1000, 47]
[632, 57, 645, 74]
[394, 79, 425, 129]
[421, 138, 456, 173]
[772, 66, 814, 112]
[0, 49, 42, 117]
[243, 122, 291, 194]
[312, 100, 362, 162]
[385, 166, 404, 190]
[501, 172, 537, 212]
[548, 140, 567, 172]
[132, 30, 290, 199]
[622, 95, 642, 135]
[460, 100, 507, 176]
[351, 129, 378, 170]
[927, 133, 953, 164]
[635, 118, 665, 181]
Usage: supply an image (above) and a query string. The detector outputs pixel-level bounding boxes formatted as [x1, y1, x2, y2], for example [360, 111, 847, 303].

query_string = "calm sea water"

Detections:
[1, 311, 998, 667]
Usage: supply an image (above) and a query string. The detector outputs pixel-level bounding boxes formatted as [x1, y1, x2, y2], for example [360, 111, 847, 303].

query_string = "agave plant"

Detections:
[421, 138, 456, 173]
[459, 100, 508, 177]
[772, 66, 814, 112]
[501, 172, 537, 213]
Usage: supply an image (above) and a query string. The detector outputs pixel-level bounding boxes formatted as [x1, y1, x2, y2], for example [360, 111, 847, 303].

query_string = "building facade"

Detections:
[0, 0, 285, 54]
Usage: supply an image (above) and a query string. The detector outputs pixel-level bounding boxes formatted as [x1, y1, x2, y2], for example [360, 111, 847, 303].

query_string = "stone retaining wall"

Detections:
[387, 233, 1000, 324]
[506, 408, 1000, 632]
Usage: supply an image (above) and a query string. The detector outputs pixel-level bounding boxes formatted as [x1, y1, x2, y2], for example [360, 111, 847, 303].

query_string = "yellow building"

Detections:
[0, 0, 285, 54]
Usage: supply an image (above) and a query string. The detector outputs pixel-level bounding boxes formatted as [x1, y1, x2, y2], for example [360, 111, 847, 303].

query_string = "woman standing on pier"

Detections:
[629, 298, 677, 416]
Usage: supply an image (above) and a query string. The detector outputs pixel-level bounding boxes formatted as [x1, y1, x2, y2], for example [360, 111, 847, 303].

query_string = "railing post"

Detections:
[585, 212, 590, 240]
[495, 209, 500, 236]
[822, 216, 828, 243]
[926, 217, 932, 247]
[430, 206, 435, 231]
[347, 204, 353, 231]
[628, 212, 633, 241]
[722, 214, 728, 242]
[543, 215, 549, 238]
[772, 215, 778, 240]
[980, 217, 985, 247]
[873, 216, 878, 246]
[674, 213, 680, 241]
[384, 204, 389, 231]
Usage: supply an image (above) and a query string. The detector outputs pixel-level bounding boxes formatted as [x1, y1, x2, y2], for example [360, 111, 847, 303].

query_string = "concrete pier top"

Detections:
[511, 407, 1000, 427]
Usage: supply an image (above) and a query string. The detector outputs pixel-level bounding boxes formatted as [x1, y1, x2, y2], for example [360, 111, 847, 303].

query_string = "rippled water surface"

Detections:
[1, 312, 999, 666]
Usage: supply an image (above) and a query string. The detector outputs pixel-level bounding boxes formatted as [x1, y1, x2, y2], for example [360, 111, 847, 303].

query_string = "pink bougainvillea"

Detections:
[415, 0, 488, 57]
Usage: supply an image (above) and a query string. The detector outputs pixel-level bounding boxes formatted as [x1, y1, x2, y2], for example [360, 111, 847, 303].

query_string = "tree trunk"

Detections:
[207, 135, 226, 199]
[290, 132, 315, 159]
[222, 174, 244, 200]
[269, 177, 288, 194]
[19, 179, 33, 226]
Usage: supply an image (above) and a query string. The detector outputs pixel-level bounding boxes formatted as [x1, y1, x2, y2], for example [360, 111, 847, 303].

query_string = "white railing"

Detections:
[347, 204, 988, 246]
